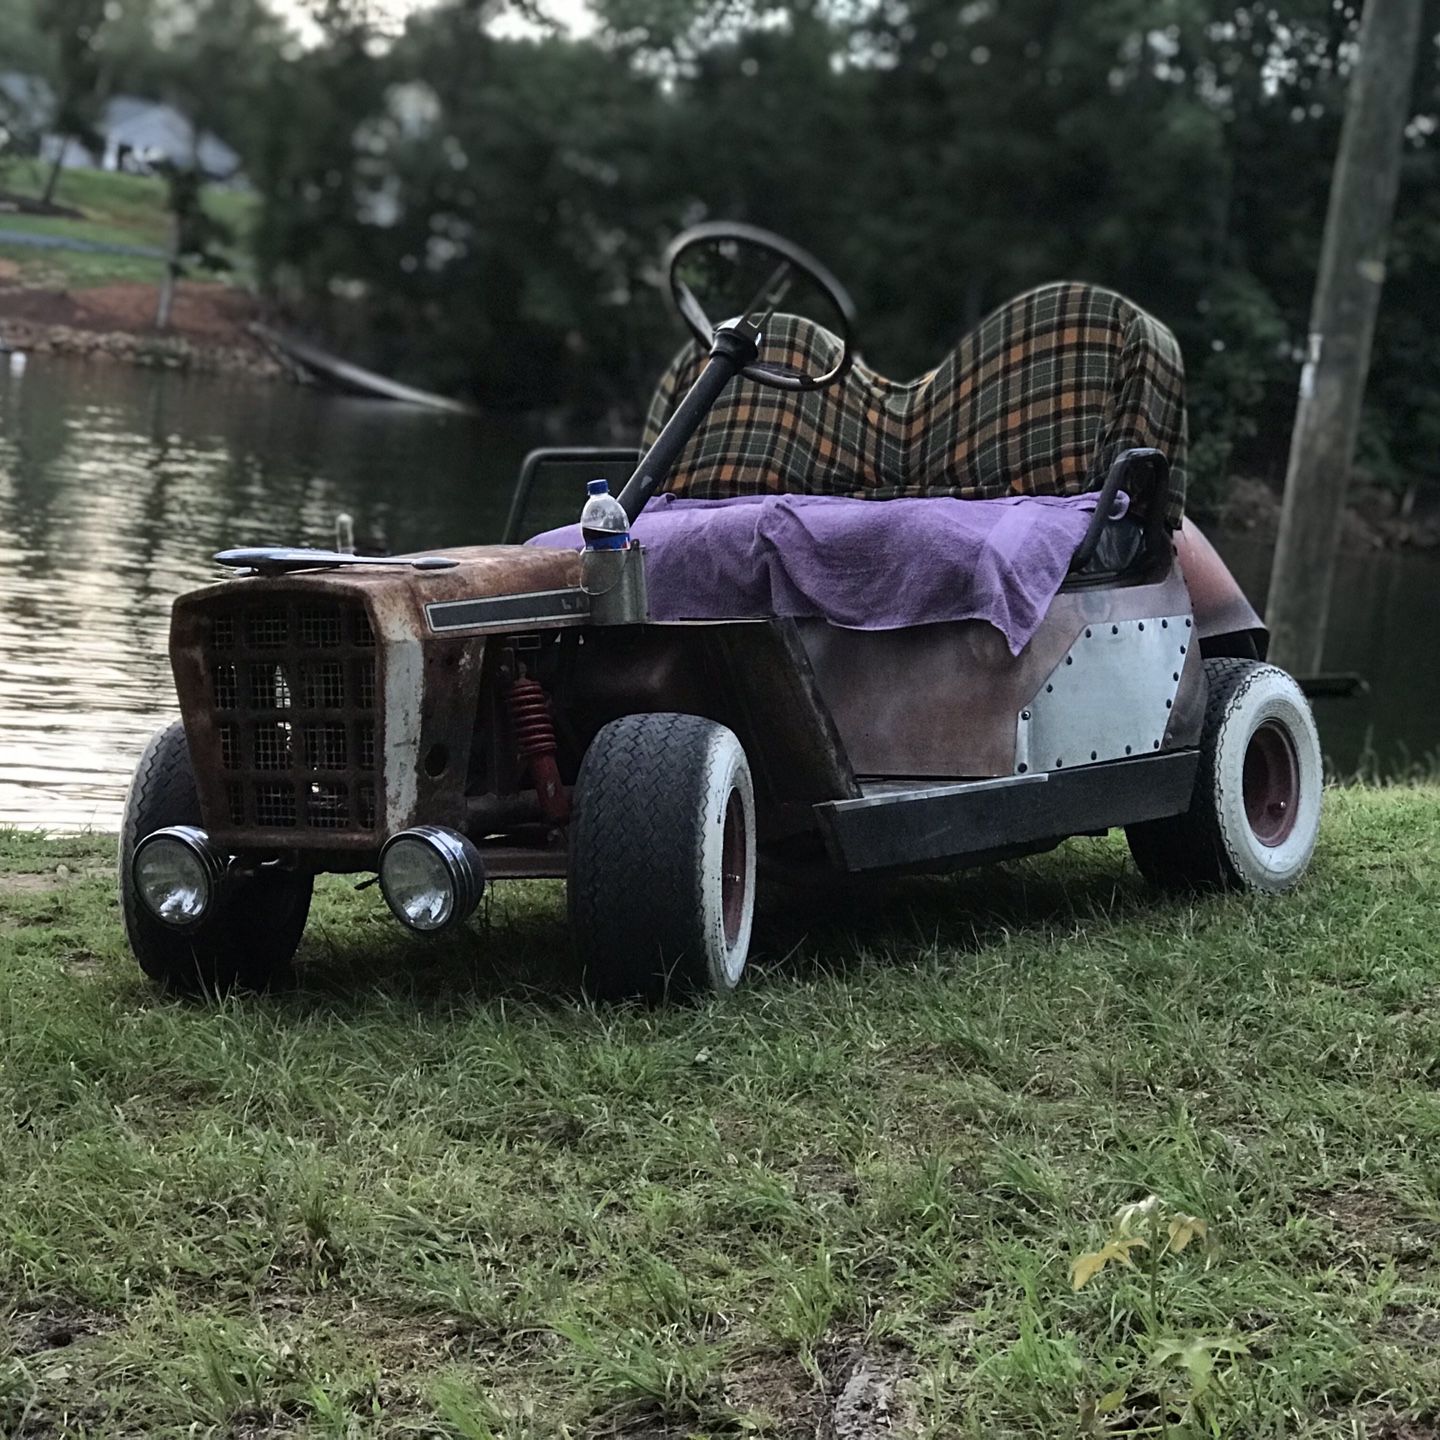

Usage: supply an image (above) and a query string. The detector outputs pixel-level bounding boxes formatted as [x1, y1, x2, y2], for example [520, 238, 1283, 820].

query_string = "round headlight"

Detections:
[379, 826, 486, 934]
[133, 826, 226, 929]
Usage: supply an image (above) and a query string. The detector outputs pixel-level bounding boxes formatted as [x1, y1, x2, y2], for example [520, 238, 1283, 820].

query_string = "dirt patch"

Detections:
[0, 280, 258, 341]
[3, 1302, 114, 1358]
[817, 1341, 919, 1439]
[1369, 1417, 1440, 1440]
[1298, 1186, 1438, 1270]
[0, 282, 283, 378]
[0, 863, 110, 898]
[722, 1350, 828, 1435]
[0, 871, 71, 896]
[63, 951, 106, 978]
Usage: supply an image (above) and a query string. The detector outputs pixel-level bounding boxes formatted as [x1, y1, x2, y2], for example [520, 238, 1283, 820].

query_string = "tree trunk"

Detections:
[1265, 0, 1425, 676]
[39, 140, 67, 207]
[155, 211, 182, 330]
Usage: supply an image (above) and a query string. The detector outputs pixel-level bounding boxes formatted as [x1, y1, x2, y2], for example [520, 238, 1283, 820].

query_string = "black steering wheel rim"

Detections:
[663, 220, 858, 392]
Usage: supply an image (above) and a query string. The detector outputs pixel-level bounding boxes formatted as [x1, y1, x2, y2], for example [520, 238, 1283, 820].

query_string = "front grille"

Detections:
[198, 599, 380, 836]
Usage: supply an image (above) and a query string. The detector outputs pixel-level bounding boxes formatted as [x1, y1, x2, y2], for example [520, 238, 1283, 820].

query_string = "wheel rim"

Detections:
[1243, 720, 1301, 847]
[721, 789, 748, 948]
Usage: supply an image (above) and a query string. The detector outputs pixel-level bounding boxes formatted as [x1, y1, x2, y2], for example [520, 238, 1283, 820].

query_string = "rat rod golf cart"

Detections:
[120, 223, 1323, 998]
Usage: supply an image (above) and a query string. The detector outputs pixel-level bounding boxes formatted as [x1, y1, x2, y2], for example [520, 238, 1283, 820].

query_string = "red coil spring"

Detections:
[506, 675, 558, 759]
[505, 674, 570, 822]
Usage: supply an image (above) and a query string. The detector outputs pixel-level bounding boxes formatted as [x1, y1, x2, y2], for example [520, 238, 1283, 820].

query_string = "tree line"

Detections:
[4, 0, 1440, 512]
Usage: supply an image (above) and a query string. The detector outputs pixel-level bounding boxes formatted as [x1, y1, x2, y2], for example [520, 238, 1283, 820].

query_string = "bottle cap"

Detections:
[586, 479, 610, 496]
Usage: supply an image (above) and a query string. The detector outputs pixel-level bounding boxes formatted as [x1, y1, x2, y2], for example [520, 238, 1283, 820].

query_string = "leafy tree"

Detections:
[32, 0, 110, 205]
[227, 0, 1440, 504]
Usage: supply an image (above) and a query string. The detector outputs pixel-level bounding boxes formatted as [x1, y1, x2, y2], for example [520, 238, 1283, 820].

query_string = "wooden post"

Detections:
[1264, 0, 1425, 676]
[155, 208, 180, 330]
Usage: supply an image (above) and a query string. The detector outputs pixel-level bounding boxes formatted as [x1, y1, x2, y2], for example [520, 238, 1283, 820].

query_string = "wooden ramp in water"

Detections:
[250, 323, 480, 417]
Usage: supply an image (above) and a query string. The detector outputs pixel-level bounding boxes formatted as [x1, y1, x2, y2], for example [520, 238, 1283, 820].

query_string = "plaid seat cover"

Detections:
[642, 281, 1187, 525]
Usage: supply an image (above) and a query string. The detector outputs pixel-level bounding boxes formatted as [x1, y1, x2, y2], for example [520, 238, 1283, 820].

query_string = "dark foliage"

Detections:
[20, 0, 1440, 506]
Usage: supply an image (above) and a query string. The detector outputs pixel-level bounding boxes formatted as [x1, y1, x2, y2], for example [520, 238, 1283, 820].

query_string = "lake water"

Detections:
[1, 356, 1436, 830]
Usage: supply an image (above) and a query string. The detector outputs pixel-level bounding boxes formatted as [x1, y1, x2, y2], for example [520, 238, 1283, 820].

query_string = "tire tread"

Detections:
[569, 713, 743, 999]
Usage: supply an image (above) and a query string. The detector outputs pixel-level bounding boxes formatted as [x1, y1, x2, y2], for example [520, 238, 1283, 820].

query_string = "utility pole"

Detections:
[1265, 0, 1425, 676]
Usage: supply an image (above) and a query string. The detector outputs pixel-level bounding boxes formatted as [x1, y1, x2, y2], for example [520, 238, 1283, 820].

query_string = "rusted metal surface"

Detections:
[171, 589, 386, 852]
[708, 620, 860, 806]
[477, 843, 569, 879]
[797, 565, 1200, 779]
[1174, 521, 1269, 656]
[565, 620, 859, 816]
[171, 546, 583, 852]
[168, 532, 1226, 879]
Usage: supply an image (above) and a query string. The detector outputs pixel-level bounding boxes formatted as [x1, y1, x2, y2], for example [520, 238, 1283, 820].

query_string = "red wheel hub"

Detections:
[721, 790, 748, 946]
[1243, 720, 1300, 847]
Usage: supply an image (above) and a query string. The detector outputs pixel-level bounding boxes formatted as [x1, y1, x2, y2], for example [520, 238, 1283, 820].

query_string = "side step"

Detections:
[814, 751, 1199, 874]
[1298, 673, 1368, 699]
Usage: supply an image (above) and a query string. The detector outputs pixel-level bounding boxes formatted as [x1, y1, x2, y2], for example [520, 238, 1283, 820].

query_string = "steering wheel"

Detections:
[663, 221, 858, 392]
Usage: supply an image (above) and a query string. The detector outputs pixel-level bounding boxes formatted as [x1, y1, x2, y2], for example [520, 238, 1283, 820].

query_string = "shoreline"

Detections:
[3, 281, 1438, 554]
[0, 315, 284, 379]
[1203, 474, 1440, 555]
[0, 277, 284, 381]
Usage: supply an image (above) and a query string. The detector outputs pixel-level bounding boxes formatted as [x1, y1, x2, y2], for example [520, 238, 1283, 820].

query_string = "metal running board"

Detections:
[814, 751, 1199, 874]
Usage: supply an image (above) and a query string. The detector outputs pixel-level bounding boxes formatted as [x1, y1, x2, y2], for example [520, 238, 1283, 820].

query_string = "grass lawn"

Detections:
[0, 161, 255, 289]
[2, 785, 1439, 1437]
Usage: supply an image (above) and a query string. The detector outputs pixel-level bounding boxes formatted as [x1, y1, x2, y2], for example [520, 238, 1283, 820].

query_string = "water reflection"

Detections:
[0, 356, 1435, 830]
[0, 357, 552, 829]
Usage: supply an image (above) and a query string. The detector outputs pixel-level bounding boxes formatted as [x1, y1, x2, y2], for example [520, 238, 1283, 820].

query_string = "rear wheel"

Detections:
[569, 713, 757, 1000]
[1126, 658, 1322, 893]
[118, 721, 313, 994]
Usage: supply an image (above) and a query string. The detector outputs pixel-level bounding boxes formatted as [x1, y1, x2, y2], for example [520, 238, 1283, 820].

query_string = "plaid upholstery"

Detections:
[642, 282, 1188, 526]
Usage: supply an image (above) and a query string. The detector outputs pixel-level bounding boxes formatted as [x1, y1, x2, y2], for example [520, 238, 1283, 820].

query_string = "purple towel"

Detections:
[527, 491, 1126, 656]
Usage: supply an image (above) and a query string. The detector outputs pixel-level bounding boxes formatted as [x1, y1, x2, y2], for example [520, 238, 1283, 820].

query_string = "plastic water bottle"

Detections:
[580, 479, 630, 551]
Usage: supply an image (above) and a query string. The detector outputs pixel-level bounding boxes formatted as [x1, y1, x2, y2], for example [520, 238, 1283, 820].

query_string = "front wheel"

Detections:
[118, 721, 313, 993]
[569, 713, 757, 1001]
[1126, 658, 1322, 894]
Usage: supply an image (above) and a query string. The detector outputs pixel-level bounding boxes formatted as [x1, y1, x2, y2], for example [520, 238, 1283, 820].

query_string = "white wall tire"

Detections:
[569, 713, 757, 1000]
[1127, 659, 1322, 894]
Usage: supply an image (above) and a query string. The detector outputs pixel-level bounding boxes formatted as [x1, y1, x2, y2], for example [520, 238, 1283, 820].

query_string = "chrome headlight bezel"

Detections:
[132, 825, 228, 930]
[378, 826, 486, 934]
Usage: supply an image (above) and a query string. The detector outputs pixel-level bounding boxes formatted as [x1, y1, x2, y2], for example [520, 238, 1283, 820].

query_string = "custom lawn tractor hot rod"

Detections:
[120, 223, 1323, 999]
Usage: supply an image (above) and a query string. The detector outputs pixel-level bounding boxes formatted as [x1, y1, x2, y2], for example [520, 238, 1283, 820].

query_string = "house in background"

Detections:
[0, 72, 241, 181]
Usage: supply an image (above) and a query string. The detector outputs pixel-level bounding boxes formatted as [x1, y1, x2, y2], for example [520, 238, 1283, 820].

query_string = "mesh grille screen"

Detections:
[199, 600, 380, 835]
